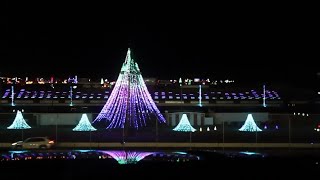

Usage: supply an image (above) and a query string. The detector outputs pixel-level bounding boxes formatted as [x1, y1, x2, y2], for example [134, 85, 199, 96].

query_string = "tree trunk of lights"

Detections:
[123, 75, 131, 144]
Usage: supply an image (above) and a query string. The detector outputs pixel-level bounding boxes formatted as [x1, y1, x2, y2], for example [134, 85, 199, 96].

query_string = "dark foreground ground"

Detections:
[0, 149, 319, 179]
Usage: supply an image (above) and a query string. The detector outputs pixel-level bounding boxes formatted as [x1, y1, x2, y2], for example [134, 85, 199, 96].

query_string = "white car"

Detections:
[12, 137, 55, 149]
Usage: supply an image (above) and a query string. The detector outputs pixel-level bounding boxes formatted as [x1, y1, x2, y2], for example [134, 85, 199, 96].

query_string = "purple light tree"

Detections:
[93, 48, 166, 129]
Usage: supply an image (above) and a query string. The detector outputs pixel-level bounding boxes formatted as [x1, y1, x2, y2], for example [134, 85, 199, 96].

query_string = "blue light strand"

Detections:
[198, 85, 202, 107]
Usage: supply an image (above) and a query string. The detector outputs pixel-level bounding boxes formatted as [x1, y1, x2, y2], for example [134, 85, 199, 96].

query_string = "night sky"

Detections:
[0, 3, 318, 84]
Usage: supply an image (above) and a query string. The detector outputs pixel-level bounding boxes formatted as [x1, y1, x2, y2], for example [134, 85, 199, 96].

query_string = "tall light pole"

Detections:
[70, 85, 74, 106]
[50, 84, 57, 144]
[11, 85, 15, 106]
[198, 85, 202, 107]
[263, 84, 266, 108]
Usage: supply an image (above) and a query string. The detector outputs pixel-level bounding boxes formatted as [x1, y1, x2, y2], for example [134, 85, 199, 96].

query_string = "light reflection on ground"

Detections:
[239, 151, 261, 155]
[0, 149, 200, 164]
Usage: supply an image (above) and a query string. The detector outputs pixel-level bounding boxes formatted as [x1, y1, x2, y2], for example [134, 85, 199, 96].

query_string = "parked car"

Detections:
[11, 137, 55, 149]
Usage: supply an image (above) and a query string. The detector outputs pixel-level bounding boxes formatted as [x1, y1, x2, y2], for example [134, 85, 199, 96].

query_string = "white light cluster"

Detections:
[173, 114, 196, 132]
[239, 114, 262, 132]
[7, 110, 31, 129]
[73, 114, 96, 131]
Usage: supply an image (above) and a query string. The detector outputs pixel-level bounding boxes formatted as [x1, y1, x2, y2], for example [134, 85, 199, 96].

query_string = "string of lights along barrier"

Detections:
[93, 48, 166, 129]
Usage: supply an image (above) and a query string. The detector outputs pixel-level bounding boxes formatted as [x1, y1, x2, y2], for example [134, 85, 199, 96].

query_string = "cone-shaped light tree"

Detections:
[73, 114, 97, 131]
[93, 48, 166, 129]
[173, 114, 196, 132]
[7, 110, 31, 129]
[239, 114, 262, 132]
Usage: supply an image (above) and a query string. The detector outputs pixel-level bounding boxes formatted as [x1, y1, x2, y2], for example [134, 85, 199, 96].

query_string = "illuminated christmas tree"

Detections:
[7, 110, 31, 129]
[104, 151, 153, 164]
[93, 48, 166, 129]
[239, 114, 262, 132]
[73, 114, 97, 131]
[173, 114, 196, 132]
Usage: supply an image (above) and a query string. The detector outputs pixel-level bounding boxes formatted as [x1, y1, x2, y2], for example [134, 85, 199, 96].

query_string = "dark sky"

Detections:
[0, 3, 318, 84]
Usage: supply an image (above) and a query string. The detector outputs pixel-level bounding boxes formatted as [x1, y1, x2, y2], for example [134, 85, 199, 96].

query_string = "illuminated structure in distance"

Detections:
[93, 48, 166, 129]
[173, 114, 196, 132]
[7, 110, 31, 129]
[73, 114, 97, 131]
[239, 114, 262, 132]
[103, 151, 153, 164]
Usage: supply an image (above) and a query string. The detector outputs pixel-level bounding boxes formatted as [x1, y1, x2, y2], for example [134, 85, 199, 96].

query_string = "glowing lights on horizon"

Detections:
[73, 114, 97, 131]
[93, 48, 166, 129]
[7, 110, 31, 129]
[294, 112, 309, 116]
[173, 114, 196, 132]
[239, 114, 262, 132]
[1, 88, 281, 101]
